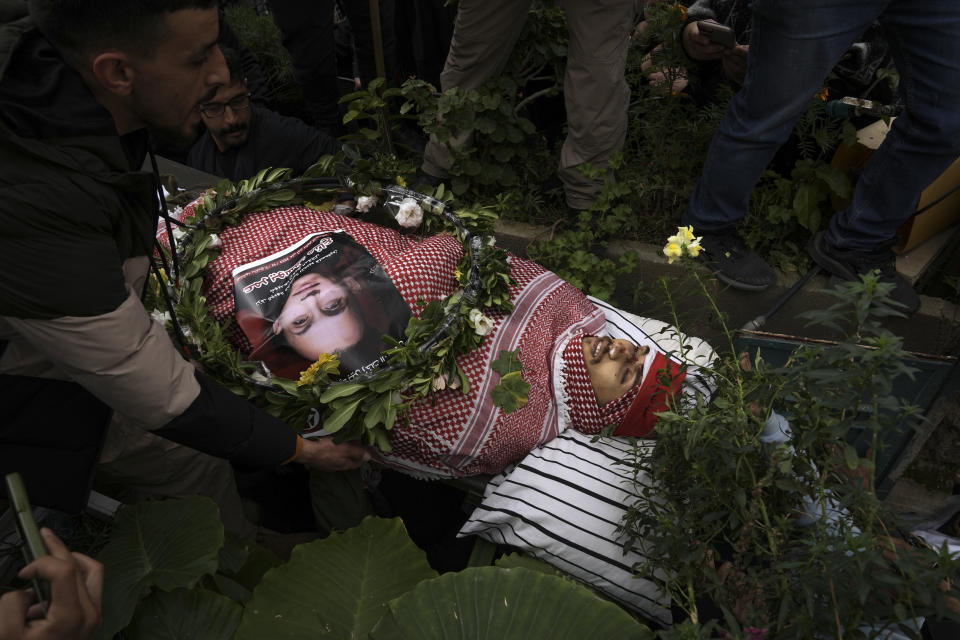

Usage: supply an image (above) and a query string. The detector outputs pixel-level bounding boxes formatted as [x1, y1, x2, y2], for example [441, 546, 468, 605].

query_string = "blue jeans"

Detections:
[682, 0, 960, 251]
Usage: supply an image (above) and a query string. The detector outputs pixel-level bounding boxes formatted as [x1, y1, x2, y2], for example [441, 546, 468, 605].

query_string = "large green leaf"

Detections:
[125, 587, 241, 640]
[94, 496, 224, 639]
[218, 533, 282, 593]
[236, 517, 437, 639]
[369, 566, 652, 640]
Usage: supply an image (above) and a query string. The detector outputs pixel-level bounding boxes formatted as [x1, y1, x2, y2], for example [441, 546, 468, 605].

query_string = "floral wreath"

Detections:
[149, 167, 523, 451]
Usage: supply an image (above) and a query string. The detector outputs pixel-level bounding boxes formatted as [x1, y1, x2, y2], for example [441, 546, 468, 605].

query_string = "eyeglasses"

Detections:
[199, 93, 251, 118]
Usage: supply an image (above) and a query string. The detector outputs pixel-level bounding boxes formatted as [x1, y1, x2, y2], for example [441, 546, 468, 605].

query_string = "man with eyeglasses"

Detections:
[187, 47, 340, 182]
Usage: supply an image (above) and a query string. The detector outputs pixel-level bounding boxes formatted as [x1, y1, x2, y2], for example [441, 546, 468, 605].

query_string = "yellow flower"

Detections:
[815, 87, 829, 102]
[677, 4, 687, 21]
[663, 242, 683, 264]
[396, 175, 407, 187]
[453, 267, 462, 281]
[297, 353, 339, 387]
[664, 226, 703, 263]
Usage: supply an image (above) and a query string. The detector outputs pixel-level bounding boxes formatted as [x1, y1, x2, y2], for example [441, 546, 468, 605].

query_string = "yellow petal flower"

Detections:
[396, 175, 407, 187]
[297, 353, 339, 386]
[663, 242, 683, 264]
[678, 225, 696, 243]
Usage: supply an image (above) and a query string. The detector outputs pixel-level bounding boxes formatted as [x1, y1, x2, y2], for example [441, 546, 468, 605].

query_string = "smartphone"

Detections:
[697, 21, 736, 48]
[5, 472, 51, 615]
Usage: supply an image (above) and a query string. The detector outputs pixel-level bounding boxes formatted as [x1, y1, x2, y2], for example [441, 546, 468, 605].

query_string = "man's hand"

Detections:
[0, 528, 103, 640]
[722, 44, 750, 83]
[295, 437, 372, 471]
[682, 20, 727, 61]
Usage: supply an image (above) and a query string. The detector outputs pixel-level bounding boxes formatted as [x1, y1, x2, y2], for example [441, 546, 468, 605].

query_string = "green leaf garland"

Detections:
[150, 169, 523, 452]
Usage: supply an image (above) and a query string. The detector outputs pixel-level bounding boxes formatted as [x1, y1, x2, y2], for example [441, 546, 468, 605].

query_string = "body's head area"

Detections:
[29, 0, 227, 144]
[562, 334, 686, 437]
[198, 46, 252, 152]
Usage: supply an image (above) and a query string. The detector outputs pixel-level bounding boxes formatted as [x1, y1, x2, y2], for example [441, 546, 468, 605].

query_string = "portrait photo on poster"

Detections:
[232, 231, 411, 380]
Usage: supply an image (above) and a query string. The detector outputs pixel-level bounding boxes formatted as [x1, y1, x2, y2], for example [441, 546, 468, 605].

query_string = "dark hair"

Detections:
[218, 46, 245, 86]
[29, 0, 217, 64]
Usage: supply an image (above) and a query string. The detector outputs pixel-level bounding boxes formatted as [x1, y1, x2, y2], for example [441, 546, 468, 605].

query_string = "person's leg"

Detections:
[557, 0, 633, 211]
[270, 0, 340, 131]
[420, 0, 532, 178]
[342, 0, 380, 86]
[683, 0, 884, 289]
[97, 414, 257, 539]
[809, 0, 960, 313]
[685, 0, 883, 232]
[825, 1, 960, 250]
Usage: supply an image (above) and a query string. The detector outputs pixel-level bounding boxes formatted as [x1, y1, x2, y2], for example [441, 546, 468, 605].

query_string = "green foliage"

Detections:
[222, 5, 300, 107]
[743, 99, 856, 273]
[368, 566, 652, 640]
[528, 158, 639, 301]
[236, 517, 438, 639]
[620, 273, 960, 638]
[490, 349, 530, 414]
[402, 77, 550, 197]
[97, 499, 647, 639]
[94, 496, 225, 639]
[125, 588, 241, 640]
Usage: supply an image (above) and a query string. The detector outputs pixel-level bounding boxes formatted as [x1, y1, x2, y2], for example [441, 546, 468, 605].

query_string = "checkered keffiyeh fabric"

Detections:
[179, 204, 608, 478]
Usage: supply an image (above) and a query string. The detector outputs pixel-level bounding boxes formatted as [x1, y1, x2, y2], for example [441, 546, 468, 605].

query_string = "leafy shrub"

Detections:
[621, 269, 960, 638]
[92, 499, 650, 639]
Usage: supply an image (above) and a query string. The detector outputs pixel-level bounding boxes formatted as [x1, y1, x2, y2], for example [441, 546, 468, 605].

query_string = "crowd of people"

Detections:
[1, 0, 958, 637]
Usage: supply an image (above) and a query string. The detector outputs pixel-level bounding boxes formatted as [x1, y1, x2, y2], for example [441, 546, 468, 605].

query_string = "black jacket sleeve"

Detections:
[153, 370, 298, 468]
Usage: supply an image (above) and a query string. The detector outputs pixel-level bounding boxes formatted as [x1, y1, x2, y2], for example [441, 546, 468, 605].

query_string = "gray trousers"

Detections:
[97, 415, 258, 539]
[98, 417, 374, 540]
[420, 0, 634, 210]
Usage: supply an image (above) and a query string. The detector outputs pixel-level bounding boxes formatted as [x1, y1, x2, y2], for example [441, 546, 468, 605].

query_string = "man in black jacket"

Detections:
[186, 47, 341, 181]
[0, 0, 369, 536]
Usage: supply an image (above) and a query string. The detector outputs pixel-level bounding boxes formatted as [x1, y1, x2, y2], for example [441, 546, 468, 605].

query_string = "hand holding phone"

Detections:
[5, 472, 51, 614]
[0, 517, 104, 639]
[682, 20, 728, 61]
[697, 20, 737, 48]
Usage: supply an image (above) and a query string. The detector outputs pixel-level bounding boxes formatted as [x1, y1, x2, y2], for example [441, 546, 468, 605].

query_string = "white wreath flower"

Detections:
[395, 198, 424, 228]
[469, 308, 494, 336]
[356, 195, 378, 213]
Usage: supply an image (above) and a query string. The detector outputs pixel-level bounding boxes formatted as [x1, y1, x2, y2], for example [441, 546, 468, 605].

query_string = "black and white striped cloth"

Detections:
[459, 307, 718, 626]
[458, 431, 672, 626]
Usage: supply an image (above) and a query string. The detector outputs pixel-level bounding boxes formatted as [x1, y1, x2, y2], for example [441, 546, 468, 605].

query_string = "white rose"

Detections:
[395, 198, 424, 228]
[469, 308, 494, 336]
[208, 233, 222, 249]
[357, 195, 377, 213]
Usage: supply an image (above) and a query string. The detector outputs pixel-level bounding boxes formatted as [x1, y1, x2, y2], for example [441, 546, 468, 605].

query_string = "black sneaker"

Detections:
[697, 228, 776, 291]
[808, 231, 920, 315]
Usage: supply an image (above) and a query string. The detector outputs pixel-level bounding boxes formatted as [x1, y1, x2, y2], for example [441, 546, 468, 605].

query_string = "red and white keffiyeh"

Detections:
[172, 203, 690, 477]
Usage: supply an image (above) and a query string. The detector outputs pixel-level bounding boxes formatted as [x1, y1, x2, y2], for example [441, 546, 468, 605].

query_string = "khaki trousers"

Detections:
[420, 0, 634, 210]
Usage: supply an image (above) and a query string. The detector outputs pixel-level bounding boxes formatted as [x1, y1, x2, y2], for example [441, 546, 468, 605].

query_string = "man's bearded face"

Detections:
[199, 79, 252, 151]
